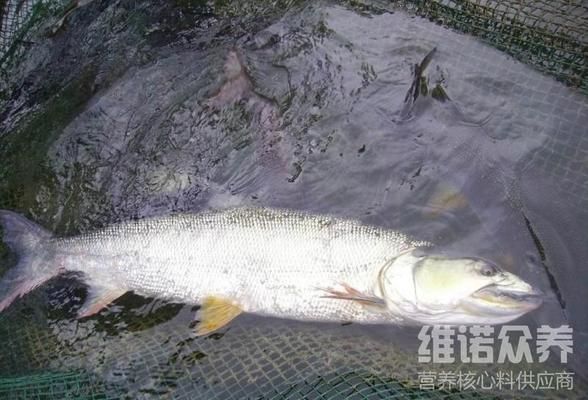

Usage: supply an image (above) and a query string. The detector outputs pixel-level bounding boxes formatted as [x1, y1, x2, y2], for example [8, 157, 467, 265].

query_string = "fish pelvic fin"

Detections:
[77, 287, 127, 319]
[194, 296, 242, 336]
[0, 210, 59, 313]
[321, 283, 386, 308]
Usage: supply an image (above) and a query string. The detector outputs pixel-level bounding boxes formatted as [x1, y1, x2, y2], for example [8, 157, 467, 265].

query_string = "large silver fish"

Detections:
[0, 207, 542, 335]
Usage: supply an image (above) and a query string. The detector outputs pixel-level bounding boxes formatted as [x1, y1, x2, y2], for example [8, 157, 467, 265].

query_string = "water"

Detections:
[0, 0, 587, 398]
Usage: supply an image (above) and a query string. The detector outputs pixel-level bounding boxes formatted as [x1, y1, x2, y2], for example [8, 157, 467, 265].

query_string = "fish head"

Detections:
[379, 251, 543, 325]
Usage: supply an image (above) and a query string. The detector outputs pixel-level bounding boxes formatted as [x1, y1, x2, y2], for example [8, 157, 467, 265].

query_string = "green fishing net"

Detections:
[1, 1, 586, 93]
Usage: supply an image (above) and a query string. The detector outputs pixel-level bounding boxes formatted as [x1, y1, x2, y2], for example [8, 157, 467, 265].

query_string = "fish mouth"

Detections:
[470, 283, 544, 312]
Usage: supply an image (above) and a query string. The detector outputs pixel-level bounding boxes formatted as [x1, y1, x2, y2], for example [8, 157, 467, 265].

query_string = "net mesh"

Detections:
[0, 292, 514, 400]
[401, 0, 587, 92]
[0, 371, 114, 400]
[0, 0, 587, 399]
[0, 0, 35, 56]
[1, 1, 586, 92]
[0, 286, 584, 399]
[0, 0, 42, 66]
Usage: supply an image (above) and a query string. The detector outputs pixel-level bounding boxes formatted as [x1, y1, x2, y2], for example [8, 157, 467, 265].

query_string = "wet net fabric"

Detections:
[400, 0, 587, 92]
[1, 0, 588, 399]
[0, 293, 541, 399]
[1, 0, 587, 92]
[0, 0, 37, 58]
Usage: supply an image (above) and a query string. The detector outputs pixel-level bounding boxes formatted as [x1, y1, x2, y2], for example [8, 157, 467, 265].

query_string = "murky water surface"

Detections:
[1, 1, 587, 398]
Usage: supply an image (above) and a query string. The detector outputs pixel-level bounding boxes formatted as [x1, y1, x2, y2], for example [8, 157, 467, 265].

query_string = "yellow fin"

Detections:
[425, 183, 469, 217]
[195, 296, 242, 336]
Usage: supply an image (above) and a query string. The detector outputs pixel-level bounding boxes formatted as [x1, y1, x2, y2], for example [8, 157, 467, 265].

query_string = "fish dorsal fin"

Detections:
[77, 287, 127, 319]
[195, 296, 242, 336]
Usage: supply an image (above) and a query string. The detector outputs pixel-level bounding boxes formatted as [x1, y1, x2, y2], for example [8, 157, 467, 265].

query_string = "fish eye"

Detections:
[479, 264, 498, 277]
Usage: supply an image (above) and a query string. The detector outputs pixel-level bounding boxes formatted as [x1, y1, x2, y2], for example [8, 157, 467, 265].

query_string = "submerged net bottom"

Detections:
[0, 288, 585, 399]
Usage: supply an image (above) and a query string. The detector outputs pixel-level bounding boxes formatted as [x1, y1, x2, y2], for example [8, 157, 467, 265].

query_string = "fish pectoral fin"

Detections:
[77, 287, 127, 319]
[321, 283, 386, 308]
[194, 296, 242, 336]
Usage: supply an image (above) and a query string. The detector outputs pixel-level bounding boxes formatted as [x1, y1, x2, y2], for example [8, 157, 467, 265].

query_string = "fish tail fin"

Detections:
[0, 210, 57, 313]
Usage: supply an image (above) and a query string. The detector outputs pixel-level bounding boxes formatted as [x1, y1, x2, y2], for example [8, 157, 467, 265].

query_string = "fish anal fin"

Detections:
[77, 287, 127, 319]
[195, 296, 242, 336]
[321, 283, 386, 308]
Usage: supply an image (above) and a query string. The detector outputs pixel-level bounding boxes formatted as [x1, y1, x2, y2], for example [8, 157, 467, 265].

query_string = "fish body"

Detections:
[54, 208, 424, 323]
[0, 207, 542, 333]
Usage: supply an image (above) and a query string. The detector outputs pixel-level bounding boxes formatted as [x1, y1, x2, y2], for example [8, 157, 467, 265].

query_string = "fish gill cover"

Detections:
[0, 0, 587, 399]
